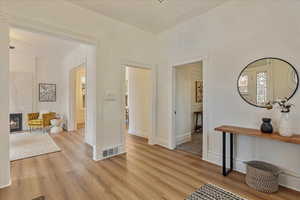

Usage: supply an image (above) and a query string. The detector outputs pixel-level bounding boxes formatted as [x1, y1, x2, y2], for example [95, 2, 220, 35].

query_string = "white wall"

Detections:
[157, 0, 300, 191]
[0, 5, 10, 188]
[9, 46, 36, 130]
[36, 56, 64, 113]
[127, 67, 151, 138]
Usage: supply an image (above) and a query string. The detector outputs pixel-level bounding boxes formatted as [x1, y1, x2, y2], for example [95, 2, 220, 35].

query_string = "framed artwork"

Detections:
[195, 80, 203, 103]
[39, 83, 56, 102]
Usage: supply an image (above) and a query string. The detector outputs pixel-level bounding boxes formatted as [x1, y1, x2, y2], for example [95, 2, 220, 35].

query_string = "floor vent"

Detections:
[102, 146, 119, 158]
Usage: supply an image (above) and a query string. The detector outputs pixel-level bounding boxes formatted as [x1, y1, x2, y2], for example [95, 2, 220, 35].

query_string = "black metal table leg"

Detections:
[222, 132, 234, 176]
[230, 133, 233, 170]
[222, 132, 226, 176]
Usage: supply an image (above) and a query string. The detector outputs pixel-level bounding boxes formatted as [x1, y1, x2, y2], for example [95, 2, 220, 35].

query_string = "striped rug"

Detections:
[186, 184, 246, 200]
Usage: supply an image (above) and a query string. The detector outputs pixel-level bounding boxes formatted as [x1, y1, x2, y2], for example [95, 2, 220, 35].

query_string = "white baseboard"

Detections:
[176, 132, 191, 145]
[85, 140, 94, 147]
[93, 144, 126, 161]
[127, 129, 148, 138]
[155, 137, 170, 149]
[148, 137, 156, 145]
[0, 179, 11, 189]
[205, 151, 300, 192]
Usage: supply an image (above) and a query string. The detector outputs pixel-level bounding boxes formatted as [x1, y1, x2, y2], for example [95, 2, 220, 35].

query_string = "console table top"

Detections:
[215, 125, 300, 145]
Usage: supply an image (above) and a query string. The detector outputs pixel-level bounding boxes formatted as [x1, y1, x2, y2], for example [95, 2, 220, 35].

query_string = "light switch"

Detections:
[104, 90, 117, 101]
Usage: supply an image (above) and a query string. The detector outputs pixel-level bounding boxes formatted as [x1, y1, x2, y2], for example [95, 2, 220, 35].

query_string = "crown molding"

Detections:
[0, 1, 8, 23]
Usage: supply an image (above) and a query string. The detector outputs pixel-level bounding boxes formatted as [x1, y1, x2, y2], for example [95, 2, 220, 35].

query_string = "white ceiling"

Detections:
[9, 28, 81, 57]
[67, 0, 229, 33]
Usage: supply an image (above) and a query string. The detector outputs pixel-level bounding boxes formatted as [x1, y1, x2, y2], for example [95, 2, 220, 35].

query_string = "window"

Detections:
[256, 72, 267, 105]
[238, 75, 248, 94]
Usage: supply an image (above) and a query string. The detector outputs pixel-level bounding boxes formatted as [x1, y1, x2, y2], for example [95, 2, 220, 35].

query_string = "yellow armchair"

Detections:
[28, 112, 56, 132]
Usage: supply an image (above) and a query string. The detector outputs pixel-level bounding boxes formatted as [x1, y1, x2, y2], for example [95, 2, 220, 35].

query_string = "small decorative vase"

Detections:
[260, 118, 273, 133]
[279, 112, 293, 137]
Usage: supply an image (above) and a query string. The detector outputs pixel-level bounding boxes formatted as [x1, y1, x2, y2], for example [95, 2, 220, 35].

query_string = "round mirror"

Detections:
[238, 58, 299, 108]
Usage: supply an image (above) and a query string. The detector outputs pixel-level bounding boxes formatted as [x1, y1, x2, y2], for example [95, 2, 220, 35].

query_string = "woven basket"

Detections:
[244, 161, 281, 193]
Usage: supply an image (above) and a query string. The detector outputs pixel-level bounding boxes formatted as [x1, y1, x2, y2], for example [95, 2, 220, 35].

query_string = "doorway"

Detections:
[122, 64, 156, 146]
[173, 61, 203, 156]
[8, 26, 96, 162]
[72, 65, 86, 136]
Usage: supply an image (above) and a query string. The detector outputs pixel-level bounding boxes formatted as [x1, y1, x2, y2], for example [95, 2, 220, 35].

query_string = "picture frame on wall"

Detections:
[39, 83, 56, 102]
[195, 80, 203, 103]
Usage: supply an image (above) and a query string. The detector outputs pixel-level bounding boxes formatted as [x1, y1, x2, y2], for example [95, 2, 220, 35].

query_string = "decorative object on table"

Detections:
[186, 184, 246, 200]
[266, 98, 294, 137]
[195, 80, 203, 103]
[39, 83, 56, 102]
[244, 161, 281, 193]
[260, 118, 273, 133]
[237, 57, 298, 108]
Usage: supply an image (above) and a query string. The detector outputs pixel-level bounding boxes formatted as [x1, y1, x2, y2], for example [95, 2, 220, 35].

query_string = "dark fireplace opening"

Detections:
[10, 113, 22, 132]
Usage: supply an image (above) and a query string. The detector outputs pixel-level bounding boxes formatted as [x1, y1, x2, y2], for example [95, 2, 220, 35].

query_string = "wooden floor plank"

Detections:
[0, 131, 299, 200]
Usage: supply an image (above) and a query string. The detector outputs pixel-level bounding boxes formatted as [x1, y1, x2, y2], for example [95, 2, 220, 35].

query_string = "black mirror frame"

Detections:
[237, 57, 299, 108]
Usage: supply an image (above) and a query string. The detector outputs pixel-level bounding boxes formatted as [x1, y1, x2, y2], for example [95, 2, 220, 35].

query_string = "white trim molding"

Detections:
[0, 179, 11, 189]
[176, 132, 192, 146]
[155, 137, 170, 149]
[128, 129, 149, 139]
[7, 14, 97, 45]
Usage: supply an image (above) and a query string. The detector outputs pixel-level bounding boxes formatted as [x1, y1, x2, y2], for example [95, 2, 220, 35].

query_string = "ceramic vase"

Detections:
[260, 118, 273, 133]
[279, 112, 293, 137]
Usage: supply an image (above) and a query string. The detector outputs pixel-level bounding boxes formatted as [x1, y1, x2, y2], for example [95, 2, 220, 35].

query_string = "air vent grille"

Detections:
[102, 146, 119, 158]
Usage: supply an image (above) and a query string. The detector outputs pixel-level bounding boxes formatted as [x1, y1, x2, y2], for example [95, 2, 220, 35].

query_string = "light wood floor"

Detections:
[0, 132, 299, 200]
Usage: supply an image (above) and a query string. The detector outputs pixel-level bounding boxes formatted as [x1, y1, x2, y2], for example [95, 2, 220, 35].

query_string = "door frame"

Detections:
[170, 56, 209, 160]
[120, 60, 157, 148]
[69, 64, 87, 133]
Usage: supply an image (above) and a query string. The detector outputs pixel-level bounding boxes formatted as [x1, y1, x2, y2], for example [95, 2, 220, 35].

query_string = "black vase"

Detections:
[260, 118, 273, 133]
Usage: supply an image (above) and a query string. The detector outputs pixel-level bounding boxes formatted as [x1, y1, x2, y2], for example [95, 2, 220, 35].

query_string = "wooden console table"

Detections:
[214, 125, 300, 176]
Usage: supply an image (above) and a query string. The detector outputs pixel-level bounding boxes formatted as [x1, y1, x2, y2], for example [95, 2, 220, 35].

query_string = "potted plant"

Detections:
[266, 98, 294, 137]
